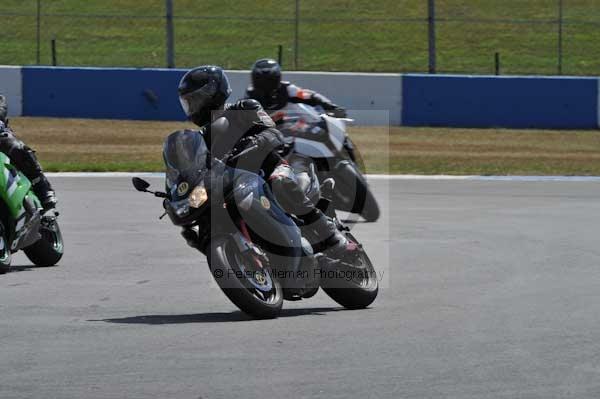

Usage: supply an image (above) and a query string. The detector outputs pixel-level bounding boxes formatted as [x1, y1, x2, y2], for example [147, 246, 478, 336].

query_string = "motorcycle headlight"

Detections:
[189, 184, 208, 208]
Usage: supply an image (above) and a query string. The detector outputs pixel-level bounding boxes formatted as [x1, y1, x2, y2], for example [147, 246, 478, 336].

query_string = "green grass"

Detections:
[2, 0, 600, 74]
[9, 117, 600, 175]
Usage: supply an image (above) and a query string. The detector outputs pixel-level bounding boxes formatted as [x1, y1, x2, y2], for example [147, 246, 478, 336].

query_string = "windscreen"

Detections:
[163, 130, 209, 189]
[278, 103, 322, 124]
[272, 103, 326, 137]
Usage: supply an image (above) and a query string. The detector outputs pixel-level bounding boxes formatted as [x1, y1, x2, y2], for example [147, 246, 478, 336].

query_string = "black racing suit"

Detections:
[245, 81, 346, 117]
[184, 99, 343, 252]
[0, 95, 56, 211]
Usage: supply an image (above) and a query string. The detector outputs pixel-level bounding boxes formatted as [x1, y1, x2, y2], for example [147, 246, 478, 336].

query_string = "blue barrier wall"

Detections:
[402, 74, 599, 129]
[20, 67, 398, 125]
[23, 67, 187, 120]
[17, 66, 600, 129]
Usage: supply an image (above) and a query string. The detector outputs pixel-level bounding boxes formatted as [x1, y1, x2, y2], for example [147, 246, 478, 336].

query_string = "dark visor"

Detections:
[179, 81, 218, 117]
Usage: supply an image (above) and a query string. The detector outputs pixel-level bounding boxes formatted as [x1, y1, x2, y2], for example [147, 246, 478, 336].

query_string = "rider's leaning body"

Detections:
[176, 65, 352, 255]
[245, 59, 346, 118]
[0, 95, 57, 212]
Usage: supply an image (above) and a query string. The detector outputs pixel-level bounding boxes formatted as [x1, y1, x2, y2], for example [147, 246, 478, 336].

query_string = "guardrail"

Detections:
[1, 66, 598, 129]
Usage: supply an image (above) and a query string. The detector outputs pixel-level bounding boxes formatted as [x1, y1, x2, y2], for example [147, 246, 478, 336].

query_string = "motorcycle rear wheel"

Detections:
[0, 221, 11, 274]
[322, 234, 378, 309]
[24, 219, 64, 267]
[208, 237, 283, 319]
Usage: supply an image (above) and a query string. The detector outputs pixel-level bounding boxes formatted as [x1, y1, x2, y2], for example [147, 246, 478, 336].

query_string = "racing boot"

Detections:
[31, 174, 58, 214]
[300, 209, 357, 260]
[181, 227, 201, 250]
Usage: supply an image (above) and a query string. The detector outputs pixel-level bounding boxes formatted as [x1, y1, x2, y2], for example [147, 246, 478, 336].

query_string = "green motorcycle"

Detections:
[0, 152, 63, 274]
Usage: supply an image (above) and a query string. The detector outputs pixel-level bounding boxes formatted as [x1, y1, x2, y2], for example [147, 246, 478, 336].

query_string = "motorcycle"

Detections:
[132, 127, 378, 319]
[0, 152, 64, 274]
[269, 103, 380, 222]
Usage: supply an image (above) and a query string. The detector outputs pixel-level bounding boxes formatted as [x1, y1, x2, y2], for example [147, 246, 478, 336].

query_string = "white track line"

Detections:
[47, 172, 165, 178]
[367, 175, 600, 181]
[45, 172, 600, 182]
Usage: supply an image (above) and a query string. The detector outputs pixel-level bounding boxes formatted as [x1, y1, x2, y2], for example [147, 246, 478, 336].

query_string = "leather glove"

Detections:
[329, 107, 347, 118]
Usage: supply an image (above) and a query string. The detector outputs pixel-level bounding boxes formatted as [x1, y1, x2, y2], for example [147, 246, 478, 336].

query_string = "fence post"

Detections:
[294, 0, 300, 70]
[495, 52, 500, 75]
[51, 38, 57, 66]
[36, 0, 41, 65]
[557, 0, 563, 75]
[427, 0, 437, 74]
[278, 44, 283, 66]
[165, 0, 175, 68]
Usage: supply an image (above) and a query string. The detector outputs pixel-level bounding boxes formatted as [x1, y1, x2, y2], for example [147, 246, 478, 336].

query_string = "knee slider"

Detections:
[269, 164, 296, 186]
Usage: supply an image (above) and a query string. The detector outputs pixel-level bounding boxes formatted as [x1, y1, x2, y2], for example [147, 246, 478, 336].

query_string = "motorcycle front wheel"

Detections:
[332, 161, 380, 222]
[208, 236, 283, 319]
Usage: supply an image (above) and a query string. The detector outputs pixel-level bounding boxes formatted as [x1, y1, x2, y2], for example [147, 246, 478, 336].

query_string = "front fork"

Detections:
[343, 137, 357, 163]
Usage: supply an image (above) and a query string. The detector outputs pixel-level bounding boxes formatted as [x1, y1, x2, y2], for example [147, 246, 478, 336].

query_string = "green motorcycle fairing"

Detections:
[0, 152, 42, 219]
[0, 152, 45, 250]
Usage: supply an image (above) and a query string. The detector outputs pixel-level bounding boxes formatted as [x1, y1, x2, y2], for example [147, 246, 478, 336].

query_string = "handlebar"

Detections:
[224, 144, 259, 163]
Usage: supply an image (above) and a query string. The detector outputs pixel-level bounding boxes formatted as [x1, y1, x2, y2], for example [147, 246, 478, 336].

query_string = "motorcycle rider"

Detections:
[245, 58, 347, 118]
[0, 95, 57, 213]
[177, 65, 353, 256]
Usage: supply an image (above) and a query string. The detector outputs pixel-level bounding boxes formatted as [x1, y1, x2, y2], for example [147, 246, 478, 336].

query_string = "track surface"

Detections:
[1, 177, 599, 399]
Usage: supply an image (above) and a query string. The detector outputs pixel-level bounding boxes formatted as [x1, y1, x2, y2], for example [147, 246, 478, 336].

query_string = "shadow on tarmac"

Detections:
[92, 307, 346, 324]
[5, 264, 51, 273]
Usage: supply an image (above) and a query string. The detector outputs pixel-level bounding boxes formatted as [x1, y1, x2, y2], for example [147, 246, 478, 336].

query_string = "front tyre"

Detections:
[24, 219, 64, 267]
[0, 221, 11, 274]
[356, 182, 380, 223]
[333, 161, 380, 222]
[208, 237, 283, 319]
[322, 234, 378, 309]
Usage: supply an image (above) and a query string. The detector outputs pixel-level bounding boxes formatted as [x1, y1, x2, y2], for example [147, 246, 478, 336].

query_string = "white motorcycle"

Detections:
[270, 103, 380, 222]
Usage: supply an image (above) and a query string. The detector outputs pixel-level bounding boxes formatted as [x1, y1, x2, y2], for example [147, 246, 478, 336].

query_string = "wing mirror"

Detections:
[132, 177, 151, 192]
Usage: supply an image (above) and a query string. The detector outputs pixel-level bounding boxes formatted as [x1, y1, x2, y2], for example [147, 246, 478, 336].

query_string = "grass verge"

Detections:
[9, 117, 600, 175]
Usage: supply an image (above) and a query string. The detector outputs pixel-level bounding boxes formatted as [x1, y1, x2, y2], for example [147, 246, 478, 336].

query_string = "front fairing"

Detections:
[164, 168, 213, 227]
[162, 130, 303, 262]
[163, 129, 209, 195]
[270, 103, 329, 141]
[162, 130, 211, 226]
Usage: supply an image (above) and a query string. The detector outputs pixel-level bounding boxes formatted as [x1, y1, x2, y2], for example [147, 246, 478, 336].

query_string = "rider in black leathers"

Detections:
[0, 95, 57, 212]
[177, 65, 350, 255]
[245, 59, 347, 118]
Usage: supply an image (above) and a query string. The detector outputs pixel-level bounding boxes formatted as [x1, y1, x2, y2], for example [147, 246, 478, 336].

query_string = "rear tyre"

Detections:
[24, 220, 63, 267]
[208, 237, 283, 319]
[0, 221, 11, 274]
[322, 234, 378, 309]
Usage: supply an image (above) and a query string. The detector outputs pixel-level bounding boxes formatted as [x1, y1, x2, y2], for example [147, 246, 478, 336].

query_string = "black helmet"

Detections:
[178, 65, 232, 127]
[251, 58, 282, 96]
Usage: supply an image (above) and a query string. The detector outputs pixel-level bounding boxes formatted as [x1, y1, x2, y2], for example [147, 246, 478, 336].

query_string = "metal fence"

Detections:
[1, 0, 600, 75]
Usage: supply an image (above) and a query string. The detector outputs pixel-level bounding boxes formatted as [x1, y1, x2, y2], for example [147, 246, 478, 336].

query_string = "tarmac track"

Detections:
[1, 176, 599, 399]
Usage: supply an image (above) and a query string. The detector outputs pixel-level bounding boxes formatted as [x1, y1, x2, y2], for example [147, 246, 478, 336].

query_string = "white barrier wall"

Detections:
[0, 66, 23, 116]
[226, 70, 401, 125]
